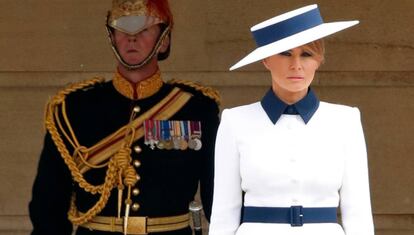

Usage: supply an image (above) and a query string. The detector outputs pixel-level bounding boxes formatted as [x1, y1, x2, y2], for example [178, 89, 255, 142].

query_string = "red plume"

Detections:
[147, 0, 174, 28]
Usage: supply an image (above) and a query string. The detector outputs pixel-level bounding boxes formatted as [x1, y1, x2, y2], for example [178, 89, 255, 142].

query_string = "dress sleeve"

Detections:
[209, 109, 242, 235]
[340, 107, 375, 235]
[29, 133, 73, 235]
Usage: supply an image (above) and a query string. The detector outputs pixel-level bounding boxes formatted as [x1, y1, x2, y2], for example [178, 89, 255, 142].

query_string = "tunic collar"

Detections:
[260, 88, 319, 124]
[112, 70, 163, 100]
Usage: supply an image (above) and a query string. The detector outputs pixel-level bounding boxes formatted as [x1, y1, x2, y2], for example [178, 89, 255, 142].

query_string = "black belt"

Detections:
[242, 206, 337, 227]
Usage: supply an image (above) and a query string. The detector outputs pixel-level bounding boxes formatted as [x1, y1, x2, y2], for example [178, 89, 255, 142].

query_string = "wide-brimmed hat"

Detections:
[230, 4, 359, 71]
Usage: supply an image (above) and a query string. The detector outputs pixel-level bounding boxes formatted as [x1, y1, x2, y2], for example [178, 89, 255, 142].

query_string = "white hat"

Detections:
[230, 4, 359, 71]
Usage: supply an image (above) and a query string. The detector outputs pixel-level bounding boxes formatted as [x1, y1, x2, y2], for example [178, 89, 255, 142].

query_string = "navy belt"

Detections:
[242, 206, 337, 227]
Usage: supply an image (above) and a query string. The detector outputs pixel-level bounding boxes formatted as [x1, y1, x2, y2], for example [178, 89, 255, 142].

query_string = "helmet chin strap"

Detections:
[106, 24, 171, 70]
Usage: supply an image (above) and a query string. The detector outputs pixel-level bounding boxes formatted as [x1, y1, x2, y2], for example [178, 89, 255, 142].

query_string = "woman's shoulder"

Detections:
[320, 101, 359, 111]
[219, 102, 262, 123]
[318, 101, 361, 119]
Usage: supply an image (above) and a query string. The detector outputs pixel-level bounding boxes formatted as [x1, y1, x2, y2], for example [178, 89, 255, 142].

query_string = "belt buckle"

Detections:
[126, 216, 148, 234]
[290, 206, 303, 227]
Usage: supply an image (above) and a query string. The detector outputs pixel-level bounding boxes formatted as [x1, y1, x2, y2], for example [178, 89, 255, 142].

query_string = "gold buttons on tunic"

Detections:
[136, 175, 141, 181]
[131, 203, 140, 211]
[132, 188, 140, 196]
[133, 145, 142, 153]
[133, 106, 141, 113]
[133, 160, 141, 168]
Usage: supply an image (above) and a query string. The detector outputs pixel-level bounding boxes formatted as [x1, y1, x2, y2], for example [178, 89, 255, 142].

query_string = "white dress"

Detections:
[209, 101, 374, 235]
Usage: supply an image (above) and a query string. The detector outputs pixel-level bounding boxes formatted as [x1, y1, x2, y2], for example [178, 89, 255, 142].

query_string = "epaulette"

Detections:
[167, 79, 221, 105]
[44, 77, 105, 130]
[61, 77, 106, 94]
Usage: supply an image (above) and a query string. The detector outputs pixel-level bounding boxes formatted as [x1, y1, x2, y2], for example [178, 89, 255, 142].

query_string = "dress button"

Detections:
[133, 106, 141, 113]
[132, 188, 140, 196]
[133, 146, 142, 153]
[136, 175, 141, 181]
[131, 203, 140, 211]
[133, 160, 141, 168]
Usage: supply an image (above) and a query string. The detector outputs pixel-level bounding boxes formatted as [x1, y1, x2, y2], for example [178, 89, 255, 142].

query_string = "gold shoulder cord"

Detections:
[45, 78, 139, 225]
[167, 79, 221, 105]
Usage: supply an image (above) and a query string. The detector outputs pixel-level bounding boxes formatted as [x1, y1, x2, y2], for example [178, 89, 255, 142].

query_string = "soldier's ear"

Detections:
[159, 34, 170, 54]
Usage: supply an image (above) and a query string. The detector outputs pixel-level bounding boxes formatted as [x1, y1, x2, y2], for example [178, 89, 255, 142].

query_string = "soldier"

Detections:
[29, 0, 220, 235]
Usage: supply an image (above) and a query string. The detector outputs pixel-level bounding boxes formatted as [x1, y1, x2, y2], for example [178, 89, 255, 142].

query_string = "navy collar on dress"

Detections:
[260, 88, 320, 124]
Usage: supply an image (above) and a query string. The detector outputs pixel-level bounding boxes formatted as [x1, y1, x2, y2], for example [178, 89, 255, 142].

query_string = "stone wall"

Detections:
[0, 0, 413, 234]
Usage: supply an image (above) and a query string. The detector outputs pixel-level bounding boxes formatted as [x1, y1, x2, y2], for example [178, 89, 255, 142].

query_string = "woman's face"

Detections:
[263, 46, 321, 101]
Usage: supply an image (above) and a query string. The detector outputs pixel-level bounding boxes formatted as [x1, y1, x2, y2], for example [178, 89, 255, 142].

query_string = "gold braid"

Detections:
[44, 77, 138, 225]
[167, 79, 221, 105]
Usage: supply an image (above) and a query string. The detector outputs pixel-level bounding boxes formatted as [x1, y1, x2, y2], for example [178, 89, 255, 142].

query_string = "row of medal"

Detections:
[143, 120, 202, 151]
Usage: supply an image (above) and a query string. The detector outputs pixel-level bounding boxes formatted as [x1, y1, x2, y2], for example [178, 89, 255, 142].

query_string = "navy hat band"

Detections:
[252, 8, 323, 47]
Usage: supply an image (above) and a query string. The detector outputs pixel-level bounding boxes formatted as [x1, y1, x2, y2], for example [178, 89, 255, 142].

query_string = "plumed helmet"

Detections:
[106, 0, 174, 69]
[108, 0, 173, 35]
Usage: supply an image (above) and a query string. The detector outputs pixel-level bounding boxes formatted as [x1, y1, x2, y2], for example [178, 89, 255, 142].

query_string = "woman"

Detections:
[209, 4, 374, 235]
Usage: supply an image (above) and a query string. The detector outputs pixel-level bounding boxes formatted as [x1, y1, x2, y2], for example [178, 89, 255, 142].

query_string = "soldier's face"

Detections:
[113, 24, 161, 65]
[263, 46, 320, 99]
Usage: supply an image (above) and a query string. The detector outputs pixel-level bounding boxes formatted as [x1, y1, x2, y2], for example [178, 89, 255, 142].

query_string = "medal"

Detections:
[164, 140, 174, 150]
[172, 121, 181, 150]
[188, 121, 202, 151]
[187, 121, 193, 150]
[164, 121, 174, 150]
[188, 138, 197, 150]
[144, 120, 149, 146]
[173, 138, 180, 150]
[149, 120, 157, 150]
[144, 120, 156, 149]
[180, 121, 189, 150]
[179, 139, 188, 150]
[154, 120, 161, 146]
[192, 138, 202, 151]
[157, 120, 166, 150]
[157, 139, 166, 149]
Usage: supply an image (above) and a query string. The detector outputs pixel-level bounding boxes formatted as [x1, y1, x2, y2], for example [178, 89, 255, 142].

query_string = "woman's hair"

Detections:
[302, 39, 325, 63]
